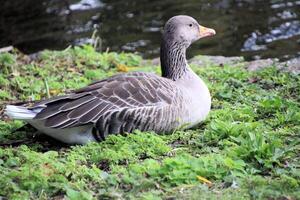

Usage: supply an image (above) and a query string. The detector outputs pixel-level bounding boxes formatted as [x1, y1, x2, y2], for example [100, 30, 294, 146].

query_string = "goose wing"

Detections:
[32, 72, 182, 135]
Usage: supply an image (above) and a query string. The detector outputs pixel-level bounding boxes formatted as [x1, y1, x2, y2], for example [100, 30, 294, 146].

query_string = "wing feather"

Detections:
[33, 72, 181, 134]
[59, 95, 96, 111]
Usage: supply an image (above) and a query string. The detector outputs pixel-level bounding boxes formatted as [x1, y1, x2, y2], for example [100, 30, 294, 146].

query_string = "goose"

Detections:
[5, 15, 216, 144]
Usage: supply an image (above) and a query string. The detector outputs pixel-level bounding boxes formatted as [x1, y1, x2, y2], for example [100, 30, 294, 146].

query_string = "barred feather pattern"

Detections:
[31, 72, 185, 141]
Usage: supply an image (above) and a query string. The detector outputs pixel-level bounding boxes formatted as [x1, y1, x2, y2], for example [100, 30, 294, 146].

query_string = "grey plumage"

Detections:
[32, 72, 183, 139]
[5, 15, 216, 144]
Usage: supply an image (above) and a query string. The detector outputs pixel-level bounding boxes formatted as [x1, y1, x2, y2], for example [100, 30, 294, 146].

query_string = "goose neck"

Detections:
[160, 39, 189, 81]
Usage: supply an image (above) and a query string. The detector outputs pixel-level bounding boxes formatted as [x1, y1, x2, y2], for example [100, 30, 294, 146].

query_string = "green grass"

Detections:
[0, 45, 299, 200]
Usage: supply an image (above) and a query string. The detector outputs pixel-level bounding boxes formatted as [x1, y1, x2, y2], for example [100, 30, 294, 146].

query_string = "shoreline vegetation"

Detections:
[0, 45, 299, 199]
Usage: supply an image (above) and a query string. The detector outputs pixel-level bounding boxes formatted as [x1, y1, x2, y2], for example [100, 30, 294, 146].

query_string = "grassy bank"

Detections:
[0, 46, 299, 200]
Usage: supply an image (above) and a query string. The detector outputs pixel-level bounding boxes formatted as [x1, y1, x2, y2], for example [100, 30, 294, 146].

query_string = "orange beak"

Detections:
[199, 25, 216, 38]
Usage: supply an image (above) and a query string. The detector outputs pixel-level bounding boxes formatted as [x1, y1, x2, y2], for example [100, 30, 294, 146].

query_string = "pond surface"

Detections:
[0, 0, 299, 60]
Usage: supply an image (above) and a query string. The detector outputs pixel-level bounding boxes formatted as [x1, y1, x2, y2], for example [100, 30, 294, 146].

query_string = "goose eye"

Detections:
[189, 24, 193, 27]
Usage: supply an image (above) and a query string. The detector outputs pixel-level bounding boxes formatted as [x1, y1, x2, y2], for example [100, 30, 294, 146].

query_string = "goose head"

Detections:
[160, 15, 216, 80]
[163, 15, 216, 48]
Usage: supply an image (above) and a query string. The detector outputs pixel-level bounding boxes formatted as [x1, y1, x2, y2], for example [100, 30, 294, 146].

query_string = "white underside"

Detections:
[5, 105, 96, 144]
[28, 120, 96, 144]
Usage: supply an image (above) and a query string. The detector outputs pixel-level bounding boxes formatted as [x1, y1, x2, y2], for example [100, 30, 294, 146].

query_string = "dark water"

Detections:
[0, 0, 300, 60]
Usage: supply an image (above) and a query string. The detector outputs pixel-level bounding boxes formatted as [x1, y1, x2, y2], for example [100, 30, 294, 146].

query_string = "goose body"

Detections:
[5, 15, 216, 144]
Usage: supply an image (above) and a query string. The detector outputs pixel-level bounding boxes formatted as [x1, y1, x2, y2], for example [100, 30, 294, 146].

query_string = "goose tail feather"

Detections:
[5, 105, 38, 120]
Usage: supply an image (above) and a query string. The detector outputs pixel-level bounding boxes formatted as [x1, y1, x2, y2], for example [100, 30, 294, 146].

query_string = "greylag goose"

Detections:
[5, 15, 216, 144]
